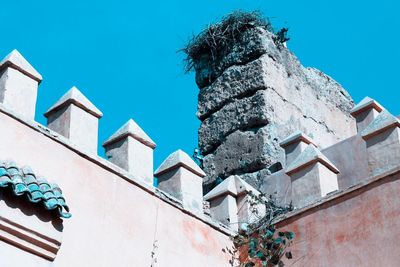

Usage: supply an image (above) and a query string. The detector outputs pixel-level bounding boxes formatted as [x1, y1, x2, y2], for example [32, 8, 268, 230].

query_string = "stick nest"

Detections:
[181, 11, 273, 73]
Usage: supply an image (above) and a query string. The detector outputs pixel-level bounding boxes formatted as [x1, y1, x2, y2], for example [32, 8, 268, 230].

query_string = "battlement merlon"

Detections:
[0, 50, 42, 120]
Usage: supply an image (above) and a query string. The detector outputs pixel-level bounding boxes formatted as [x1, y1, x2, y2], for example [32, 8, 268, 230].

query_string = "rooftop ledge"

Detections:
[0, 104, 233, 236]
[2, 101, 391, 237]
[274, 162, 400, 226]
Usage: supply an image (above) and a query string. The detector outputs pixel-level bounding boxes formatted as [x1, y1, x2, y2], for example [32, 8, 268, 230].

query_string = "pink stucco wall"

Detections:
[0, 109, 234, 267]
[275, 169, 400, 267]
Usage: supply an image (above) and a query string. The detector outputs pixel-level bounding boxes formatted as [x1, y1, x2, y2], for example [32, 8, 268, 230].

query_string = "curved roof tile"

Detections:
[0, 161, 71, 219]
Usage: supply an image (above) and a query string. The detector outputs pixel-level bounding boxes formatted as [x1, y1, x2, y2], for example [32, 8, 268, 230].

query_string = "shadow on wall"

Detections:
[0, 187, 64, 231]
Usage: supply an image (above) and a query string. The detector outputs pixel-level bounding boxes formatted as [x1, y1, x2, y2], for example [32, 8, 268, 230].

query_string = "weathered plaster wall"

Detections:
[275, 169, 400, 267]
[322, 134, 369, 189]
[0, 109, 234, 267]
[259, 134, 370, 205]
[0, 241, 51, 267]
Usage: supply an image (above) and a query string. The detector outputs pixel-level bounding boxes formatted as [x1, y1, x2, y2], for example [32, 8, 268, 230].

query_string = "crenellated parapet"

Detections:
[103, 119, 156, 186]
[204, 175, 263, 231]
[0, 49, 236, 264]
[254, 96, 400, 210]
[0, 50, 215, 224]
[0, 48, 399, 229]
[154, 149, 205, 213]
[45, 86, 102, 153]
[361, 109, 400, 177]
[283, 134, 339, 208]
[0, 50, 42, 120]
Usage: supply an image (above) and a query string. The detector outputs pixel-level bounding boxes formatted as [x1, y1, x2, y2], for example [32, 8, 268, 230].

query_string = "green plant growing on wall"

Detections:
[273, 28, 290, 47]
[233, 192, 294, 267]
[192, 147, 204, 169]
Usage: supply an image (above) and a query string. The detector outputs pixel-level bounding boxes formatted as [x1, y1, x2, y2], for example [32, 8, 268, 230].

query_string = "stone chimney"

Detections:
[44, 86, 102, 153]
[351, 96, 384, 133]
[103, 119, 156, 186]
[204, 175, 262, 231]
[280, 131, 317, 167]
[154, 149, 205, 213]
[285, 143, 339, 208]
[0, 49, 42, 120]
[361, 110, 400, 177]
[191, 24, 356, 190]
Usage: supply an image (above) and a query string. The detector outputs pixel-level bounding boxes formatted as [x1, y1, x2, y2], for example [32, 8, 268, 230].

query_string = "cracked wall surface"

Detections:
[194, 27, 356, 190]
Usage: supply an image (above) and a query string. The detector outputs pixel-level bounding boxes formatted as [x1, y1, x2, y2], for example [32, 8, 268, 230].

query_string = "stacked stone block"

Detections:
[194, 27, 356, 190]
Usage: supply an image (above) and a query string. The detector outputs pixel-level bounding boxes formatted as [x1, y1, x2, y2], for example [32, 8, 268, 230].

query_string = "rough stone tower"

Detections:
[190, 18, 356, 190]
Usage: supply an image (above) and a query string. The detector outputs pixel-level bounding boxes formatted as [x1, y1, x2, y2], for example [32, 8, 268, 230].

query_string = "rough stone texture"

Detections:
[201, 80, 355, 184]
[194, 27, 275, 89]
[239, 169, 272, 190]
[304, 67, 354, 113]
[199, 90, 270, 153]
[202, 124, 282, 186]
[197, 56, 270, 120]
[195, 27, 356, 189]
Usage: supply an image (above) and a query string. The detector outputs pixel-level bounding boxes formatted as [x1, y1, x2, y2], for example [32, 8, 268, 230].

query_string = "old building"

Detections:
[1, 18, 400, 266]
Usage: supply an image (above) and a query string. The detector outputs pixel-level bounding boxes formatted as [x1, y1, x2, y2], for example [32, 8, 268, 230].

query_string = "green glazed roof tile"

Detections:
[0, 161, 71, 219]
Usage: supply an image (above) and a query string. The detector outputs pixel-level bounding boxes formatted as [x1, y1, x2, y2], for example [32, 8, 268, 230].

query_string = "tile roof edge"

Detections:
[0, 162, 71, 218]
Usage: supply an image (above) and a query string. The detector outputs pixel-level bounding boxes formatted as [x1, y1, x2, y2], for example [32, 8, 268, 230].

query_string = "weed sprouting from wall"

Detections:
[234, 192, 294, 266]
[192, 148, 204, 169]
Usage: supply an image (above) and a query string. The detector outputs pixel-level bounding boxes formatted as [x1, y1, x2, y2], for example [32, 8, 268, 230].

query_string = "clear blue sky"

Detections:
[1, 0, 399, 168]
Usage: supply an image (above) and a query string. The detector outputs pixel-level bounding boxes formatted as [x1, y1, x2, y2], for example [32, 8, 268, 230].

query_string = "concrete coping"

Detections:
[279, 130, 316, 148]
[0, 49, 42, 83]
[0, 105, 233, 236]
[285, 144, 339, 175]
[361, 110, 400, 140]
[103, 119, 156, 149]
[44, 86, 103, 118]
[275, 164, 400, 226]
[350, 96, 384, 116]
[154, 149, 206, 178]
[204, 175, 259, 201]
